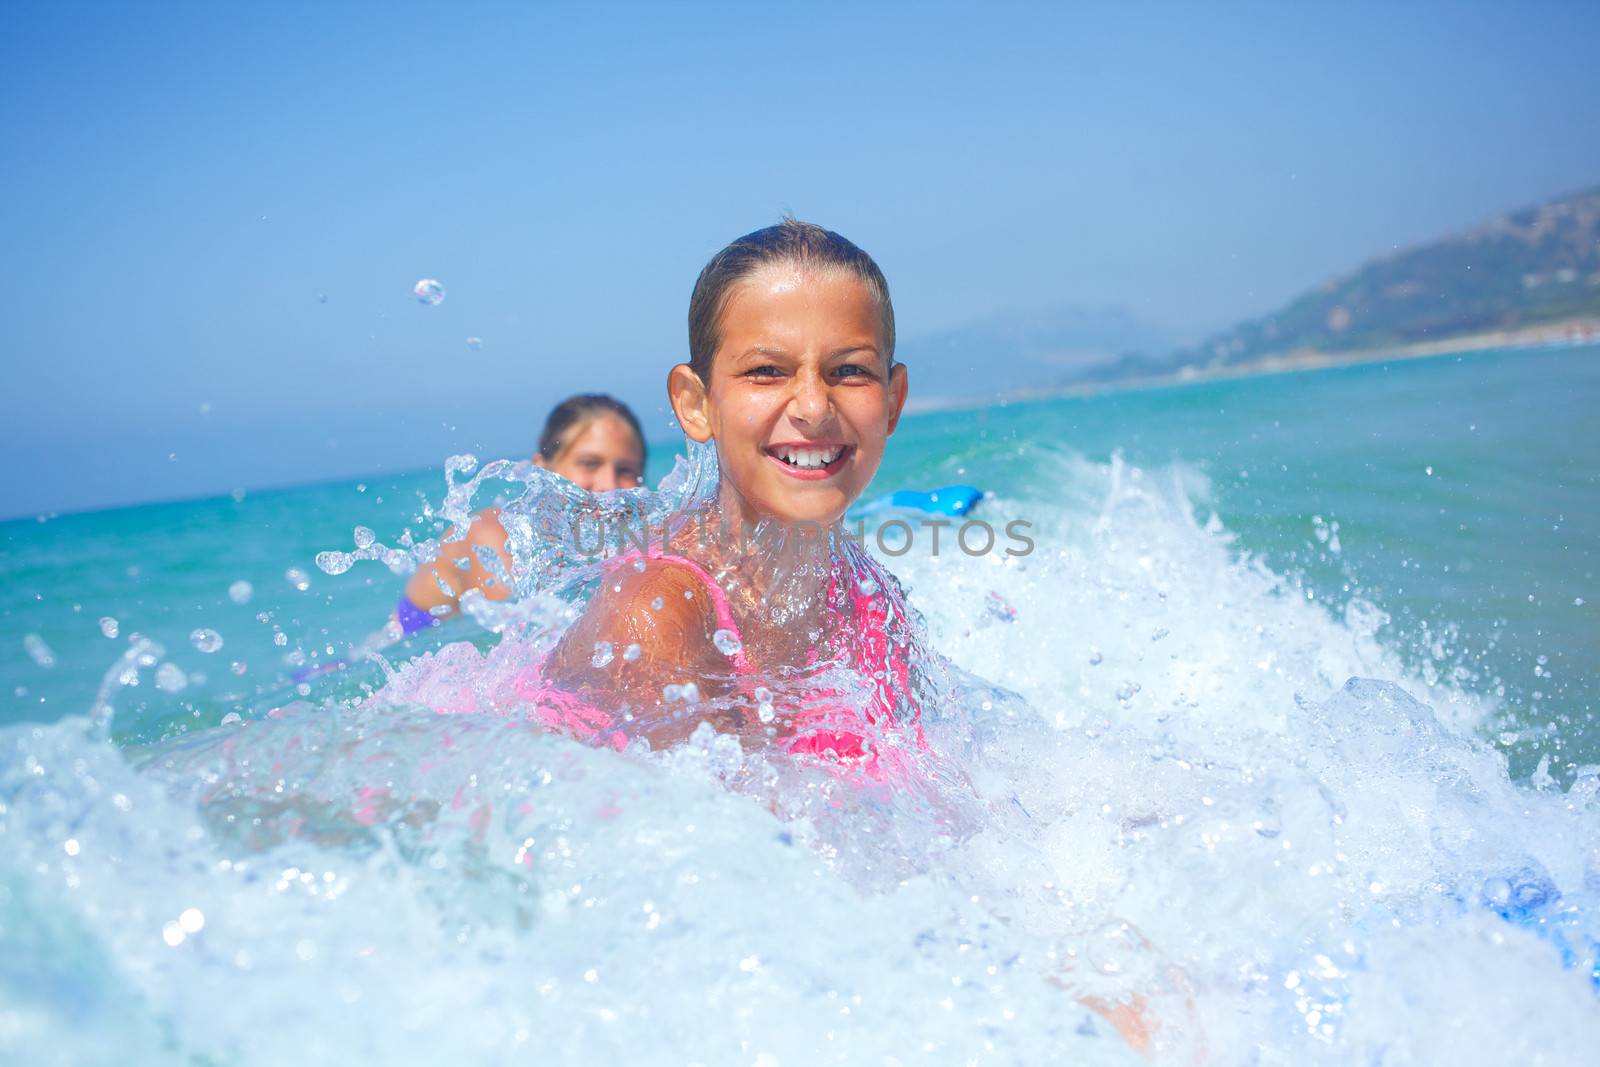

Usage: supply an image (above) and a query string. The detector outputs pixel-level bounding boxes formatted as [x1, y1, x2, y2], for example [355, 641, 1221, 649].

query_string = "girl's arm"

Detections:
[543, 558, 742, 747]
[400, 507, 515, 625]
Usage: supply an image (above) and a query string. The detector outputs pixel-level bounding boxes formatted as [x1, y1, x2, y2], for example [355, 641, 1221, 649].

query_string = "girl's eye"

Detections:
[746, 365, 784, 379]
[835, 364, 873, 380]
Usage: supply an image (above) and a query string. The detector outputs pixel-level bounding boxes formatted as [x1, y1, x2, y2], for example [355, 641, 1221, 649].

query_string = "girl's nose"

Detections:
[591, 467, 619, 493]
[788, 367, 832, 424]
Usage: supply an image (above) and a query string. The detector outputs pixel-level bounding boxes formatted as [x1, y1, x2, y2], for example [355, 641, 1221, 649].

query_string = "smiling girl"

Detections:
[541, 219, 926, 764]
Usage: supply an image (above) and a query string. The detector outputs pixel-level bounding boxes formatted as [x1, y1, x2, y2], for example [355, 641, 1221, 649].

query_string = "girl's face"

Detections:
[671, 263, 907, 527]
[536, 413, 645, 492]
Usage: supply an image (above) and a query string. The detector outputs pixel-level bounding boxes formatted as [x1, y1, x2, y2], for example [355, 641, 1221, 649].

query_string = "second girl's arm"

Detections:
[400, 507, 516, 622]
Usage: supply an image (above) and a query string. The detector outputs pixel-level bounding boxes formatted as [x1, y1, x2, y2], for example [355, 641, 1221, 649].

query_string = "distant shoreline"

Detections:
[904, 316, 1600, 414]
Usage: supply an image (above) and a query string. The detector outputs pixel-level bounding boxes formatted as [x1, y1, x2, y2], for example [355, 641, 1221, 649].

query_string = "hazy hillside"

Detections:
[1185, 184, 1600, 367]
[898, 303, 1177, 402]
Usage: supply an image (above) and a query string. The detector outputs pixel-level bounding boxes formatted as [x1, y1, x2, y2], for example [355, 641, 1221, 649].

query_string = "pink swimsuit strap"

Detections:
[604, 547, 752, 673]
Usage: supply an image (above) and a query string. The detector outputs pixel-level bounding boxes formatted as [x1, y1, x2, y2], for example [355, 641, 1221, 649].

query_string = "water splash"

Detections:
[5, 444, 1598, 1063]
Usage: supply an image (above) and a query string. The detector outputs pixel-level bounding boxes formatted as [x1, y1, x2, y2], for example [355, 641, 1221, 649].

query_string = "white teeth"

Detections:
[775, 446, 842, 469]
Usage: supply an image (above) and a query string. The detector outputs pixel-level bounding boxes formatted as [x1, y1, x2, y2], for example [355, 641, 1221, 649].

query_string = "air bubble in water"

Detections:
[190, 628, 224, 654]
[713, 629, 743, 657]
[353, 526, 376, 549]
[227, 580, 253, 605]
[1088, 649, 1103, 666]
[856, 577, 879, 596]
[23, 634, 55, 669]
[316, 551, 354, 576]
[591, 642, 614, 668]
[154, 663, 188, 693]
[285, 568, 311, 592]
[755, 686, 775, 724]
[99, 616, 120, 639]
[623, 643, 642, 663]
[413, 278, 445, 305]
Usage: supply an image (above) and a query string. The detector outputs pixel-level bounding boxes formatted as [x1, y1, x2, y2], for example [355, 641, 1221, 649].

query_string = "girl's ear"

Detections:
[886, 361, 908, 436]
[668, 363, 714, 443]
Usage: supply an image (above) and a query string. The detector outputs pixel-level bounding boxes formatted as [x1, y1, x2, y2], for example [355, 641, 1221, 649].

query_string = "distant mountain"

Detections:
[899, 303, 1178, 403]
[1183, 184, 1600, 368]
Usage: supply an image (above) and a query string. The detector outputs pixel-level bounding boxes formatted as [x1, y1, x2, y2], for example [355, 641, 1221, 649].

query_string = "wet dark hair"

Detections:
[686, 218, 895, 381]
[538, 394, 647, 465]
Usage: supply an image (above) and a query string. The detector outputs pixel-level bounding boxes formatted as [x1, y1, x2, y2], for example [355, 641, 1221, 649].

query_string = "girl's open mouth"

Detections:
[765, 442, 853, 480]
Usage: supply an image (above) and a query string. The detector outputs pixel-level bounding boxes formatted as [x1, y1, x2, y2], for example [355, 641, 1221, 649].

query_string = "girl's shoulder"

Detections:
[550, 554, 729, 683]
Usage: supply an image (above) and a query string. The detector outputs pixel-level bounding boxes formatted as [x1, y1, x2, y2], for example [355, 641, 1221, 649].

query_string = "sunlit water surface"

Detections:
[3, 344, 1598, 1064]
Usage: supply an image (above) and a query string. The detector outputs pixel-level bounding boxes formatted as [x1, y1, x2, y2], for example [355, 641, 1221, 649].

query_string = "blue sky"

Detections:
[3, 1, 1597, 517]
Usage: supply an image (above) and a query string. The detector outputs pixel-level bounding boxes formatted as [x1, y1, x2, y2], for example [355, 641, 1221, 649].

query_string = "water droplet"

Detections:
[1151, 627, 1169, 642]
[273, 631, 288, 647]
[189, 628, 224, 654]
[227, 580, 253, 605]
[178, 908, 205, 934]
[285, 567, 312, 592]
[591, 642, 615, 668]
[1088, 649, 1103, 666]
[465, 336, 482, 349]
[856, 577, 879, 596]
[413, 278, 445, 306]
[352, 526, 376, 549]
[23, 634, 56, 669]
[154, 663, 188, 692]
[623, 643, 641, 663]
[650, 597, 665, 611]
[713, 629, 743, 656]
[230, 661, 248, 676]
[316, 551, 353, 576]
[99, 616, 120, 639]
[221, 712, 243, 725]
[1424, 466, 1434, 476]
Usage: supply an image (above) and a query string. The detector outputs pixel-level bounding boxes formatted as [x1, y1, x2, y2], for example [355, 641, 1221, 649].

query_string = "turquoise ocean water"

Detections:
[2, 342, 1598, 1063]
[6, 343, 1595, 774]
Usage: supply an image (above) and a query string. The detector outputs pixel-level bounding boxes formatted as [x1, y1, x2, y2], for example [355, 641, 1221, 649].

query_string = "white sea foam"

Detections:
[1, 447, 1596, 1064]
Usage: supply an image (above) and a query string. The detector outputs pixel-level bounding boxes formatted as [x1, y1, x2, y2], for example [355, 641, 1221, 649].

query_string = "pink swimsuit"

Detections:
[494, 547, 927, 779]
